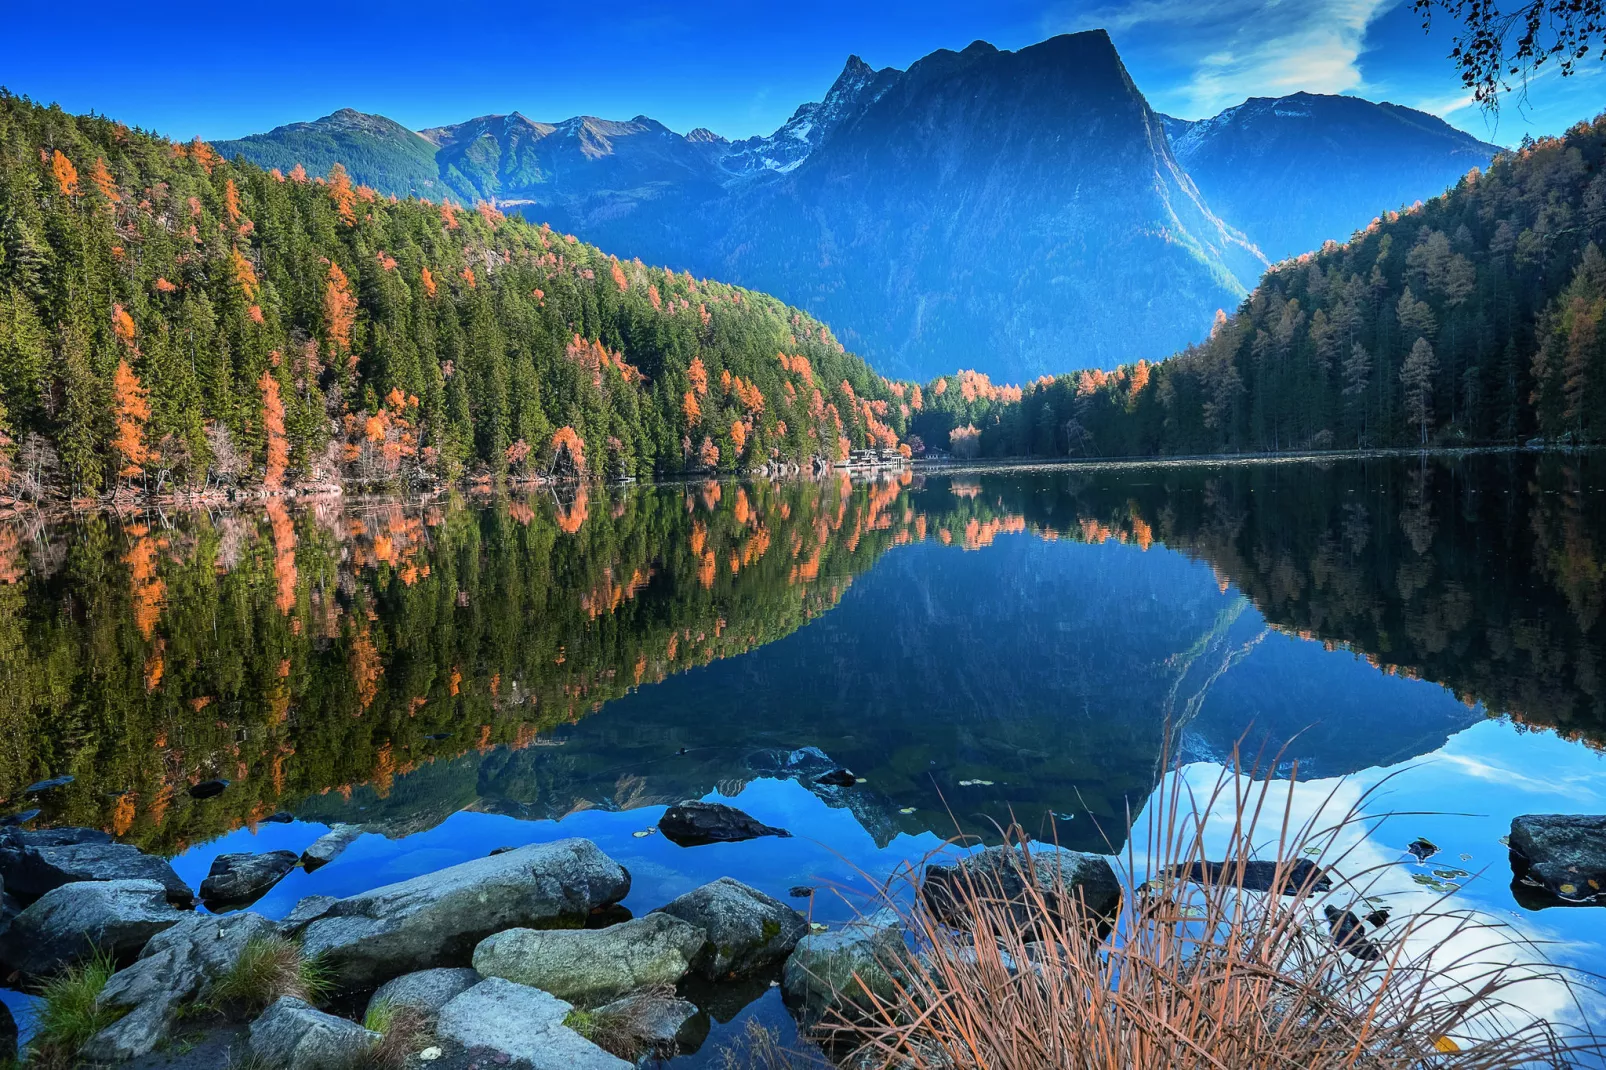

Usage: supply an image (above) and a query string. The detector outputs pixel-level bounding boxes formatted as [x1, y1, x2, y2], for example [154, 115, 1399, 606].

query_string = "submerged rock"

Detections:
[1173, 858, 1333, 896]
[1509, 814, 1606, 904]
[82, 911, 277, 1060]
[435, 977, 629, 1070]
[473, 912, 706, 1002]
[1323, 905, 1383, 961]
[299, 838, 631, 989]
[782, 908, 906, 1023]
[0, 826, 194, 905]
[658, 801, 791, 847]
[923, 844, 1122, 932]
[299, 824, 364, 872]
[200, 850, 299, 906]
[0, 878, 182, 977]
[188, 779, 230, 799]
[814, 768, 858, 787]
[656, 877, 808, 979]
[364, 967, 481, 1022]
[248, 996, 380, 1070]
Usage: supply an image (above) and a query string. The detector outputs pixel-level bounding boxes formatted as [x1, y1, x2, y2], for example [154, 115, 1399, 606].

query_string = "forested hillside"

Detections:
[918, 113, 1606, 458]
[0, 93, 910, 500]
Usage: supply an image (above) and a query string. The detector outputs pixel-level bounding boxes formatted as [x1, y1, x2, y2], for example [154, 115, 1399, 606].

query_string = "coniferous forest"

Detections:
[912, 113, 1606, 460]
[0, 92, 911, 501]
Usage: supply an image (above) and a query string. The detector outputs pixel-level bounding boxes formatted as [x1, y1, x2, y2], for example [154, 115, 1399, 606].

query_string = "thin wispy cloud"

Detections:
[1048, 0, 1394, 117]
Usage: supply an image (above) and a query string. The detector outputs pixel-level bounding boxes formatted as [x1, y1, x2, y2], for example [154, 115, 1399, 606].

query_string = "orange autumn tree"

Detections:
[259, 370, 288, 489]
[112, 359, 152, 481]
[420, 266, 437, 298]
[688, 355, 709, 396]
[324, 261, 356, 364]
[550, 426, 586, 477]
[90, 157, 119, 202]
[328, 163, 357, 225]
[223, 178, 242, 224]
[51, 150, 79, 196]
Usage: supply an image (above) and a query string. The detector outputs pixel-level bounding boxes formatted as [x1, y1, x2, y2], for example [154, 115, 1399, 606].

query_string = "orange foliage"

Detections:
[440, 201, 459, 229]
[556, 486, 589, 534]
[51, 150, 79, 196]
[91, 157, 119, 202]
[154, 277, 177, 294]
[682, 390, 702, 427]
[351, 630, 381, 710]
[259, 371, 288, 489]
[688, 355, 708, 396]
[420, 266, 437, 298]
[328, 163, 356, 225]
[124, 526, 166, 639]
[112, 359, 152, 478]
[610, 260, 629, 292]
[551, 426, 586, 474]
[112, 304, 137, 350]
[730, 419, 747, 455]
[699, 436, 720, 468]
[230, 247, 258, 300]
[223, 178, 242, 223]
[324, 262, 356, 357]
[461, 267, 476, 289]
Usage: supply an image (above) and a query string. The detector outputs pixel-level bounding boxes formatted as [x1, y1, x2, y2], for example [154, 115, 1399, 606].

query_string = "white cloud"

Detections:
[1047, 0, 1395, 117]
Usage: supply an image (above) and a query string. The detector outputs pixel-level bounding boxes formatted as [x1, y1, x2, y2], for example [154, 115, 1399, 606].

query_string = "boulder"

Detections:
[364, 967, 481, 1022]
[299, 838, 630, 989]
[1173, 858, 1334, 896]
[1323, 905, 1383, 961]
[658, 801, 791, 847]
[473, 913, 706, 1002]
[81, 911, 277, 1061]
[435, 978, 629, 1070]
[655, 877, 808, 978]
[0, 879, 182, 977]
[199, 850, 300, 906]
[0, 827, 194, 905]
[1509, 814, 1606, 903]
[781, 908, 907, 1023]
[277, 894, 338, 936]
[248, 996, 380, 1070]
[593, 989, 705, 1057]
[299, 824, 364, 872]
[188, 779, 229, 799]
[923, 845, 1122, 933]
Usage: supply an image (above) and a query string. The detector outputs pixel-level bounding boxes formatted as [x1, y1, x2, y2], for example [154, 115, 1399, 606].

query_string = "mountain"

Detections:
[213, 107, 449, 199]
[209, 36, 1506, 384]
[1162, 93, 1501, 262]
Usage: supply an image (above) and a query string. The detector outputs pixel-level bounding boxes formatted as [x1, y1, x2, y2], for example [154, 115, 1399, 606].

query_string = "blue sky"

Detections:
[2, 0, 1600, 145]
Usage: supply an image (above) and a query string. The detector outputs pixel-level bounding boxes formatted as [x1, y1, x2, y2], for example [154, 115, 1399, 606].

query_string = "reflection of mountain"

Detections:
[4, 453, 1600, 859]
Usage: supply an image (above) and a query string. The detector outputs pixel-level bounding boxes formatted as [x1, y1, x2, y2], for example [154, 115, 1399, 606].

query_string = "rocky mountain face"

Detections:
[213, 38, 1499, 382]
[1162, 92, 1500, 262]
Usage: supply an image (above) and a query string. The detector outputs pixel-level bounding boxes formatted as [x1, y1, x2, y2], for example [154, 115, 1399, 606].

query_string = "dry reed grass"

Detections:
[812, 755, 1601, 1070]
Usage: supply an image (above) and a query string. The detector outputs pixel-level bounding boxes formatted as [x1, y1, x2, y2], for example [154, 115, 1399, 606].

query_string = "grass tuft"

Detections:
[820, 751, 1604, 1070]
[715, 1020, 828, 1070]
[26, 950, 125, 1070]
[208, 934, 333, 1014]
[360, 1000, 431, 1070]
[562, 984, 688, 1062]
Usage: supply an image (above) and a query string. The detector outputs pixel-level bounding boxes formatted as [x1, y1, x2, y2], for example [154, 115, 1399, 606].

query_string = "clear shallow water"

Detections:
[2, 452, 1603, 1055]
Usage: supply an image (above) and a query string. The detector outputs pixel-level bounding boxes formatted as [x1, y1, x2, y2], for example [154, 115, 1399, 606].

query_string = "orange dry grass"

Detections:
[826, 761, 1598, 1070]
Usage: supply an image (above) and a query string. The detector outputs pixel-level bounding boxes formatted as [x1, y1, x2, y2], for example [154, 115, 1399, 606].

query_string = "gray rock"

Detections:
[81, 911, 277, 1060]
[0, 828, 193, 905]
[1174, 858, 1333, 896]
[922, 844, 1121, 932]
[277, 894, 338, 936]
[200, 850, 300, 906]
[0, 879, 182, 978]
[658, 801, 791, 847]
[593, 990, 704, 1056]
[300, 838, 630, 989]
[364, 967, 481, 1022]
[782, 908, 907, 1023]
[299, 824, 364, 872]
[1510, 814, 1606, 902]
[248, 996, 379, 1070]
[435, 977, 630, 1070]
[655, 876, 808, 978]
[472, 913, 707, 1002]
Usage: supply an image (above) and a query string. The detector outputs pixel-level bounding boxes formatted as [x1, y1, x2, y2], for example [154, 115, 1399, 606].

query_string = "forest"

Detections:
[913, 112, 1606, 459]
[0, 92, 912, 500]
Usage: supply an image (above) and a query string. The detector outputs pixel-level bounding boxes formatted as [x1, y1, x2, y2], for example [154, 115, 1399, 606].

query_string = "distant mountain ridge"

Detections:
[214, 36, 1500, 381]
[1161, 92, 1501, 262]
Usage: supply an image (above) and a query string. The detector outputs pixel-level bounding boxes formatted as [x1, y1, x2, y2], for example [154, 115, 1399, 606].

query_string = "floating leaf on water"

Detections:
[854, 777, 868, 784]
[1432, 868, 1470, 880]
[1559, 883, 1578, 895]
[1363, 896, 1389, 907]
[898, 807, 917, 815]
[1433, 1036, 1461, 1053]
[1410, 873, 1458, 892]
[809, 922, 829, 934]
[632, 827, 657, 839]
[1459, 853, 1473, 862]
[976, 779, 995, 786]
[1498, 835, 1511, 847]
[1302, 847, 1322, 856]
[957, 779, 975, 787]
[1052, 811, 1075, 821]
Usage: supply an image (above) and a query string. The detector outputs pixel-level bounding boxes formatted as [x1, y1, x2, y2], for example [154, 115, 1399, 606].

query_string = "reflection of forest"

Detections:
[0, 453, 1599, 856]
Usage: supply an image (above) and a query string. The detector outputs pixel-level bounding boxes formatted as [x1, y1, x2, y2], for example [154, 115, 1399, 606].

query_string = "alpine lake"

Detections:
[2, 450, 1604, 1060]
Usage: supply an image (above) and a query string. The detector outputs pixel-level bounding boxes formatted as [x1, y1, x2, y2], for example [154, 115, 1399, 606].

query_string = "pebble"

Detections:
[419, 1048, 442, 1063]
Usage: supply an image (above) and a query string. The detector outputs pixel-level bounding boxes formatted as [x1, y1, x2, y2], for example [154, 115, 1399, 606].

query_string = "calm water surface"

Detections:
[2, 453, 1603, 1055]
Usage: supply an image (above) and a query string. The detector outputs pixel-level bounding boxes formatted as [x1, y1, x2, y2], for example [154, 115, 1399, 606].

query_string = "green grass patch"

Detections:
[27, 950, 126, 1069]
[208, 934, 333, 1014]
